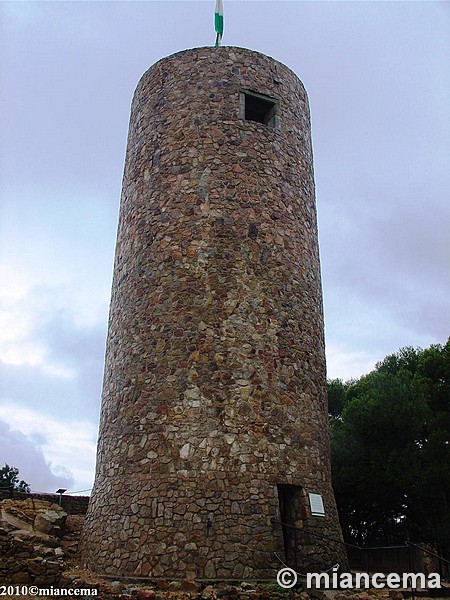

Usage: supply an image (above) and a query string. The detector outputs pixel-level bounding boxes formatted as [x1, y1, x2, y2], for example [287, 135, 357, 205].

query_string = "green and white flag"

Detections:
[214, 0, 224, 46]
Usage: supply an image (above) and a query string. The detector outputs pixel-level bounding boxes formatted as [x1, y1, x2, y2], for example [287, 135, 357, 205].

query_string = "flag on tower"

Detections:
[215, 0, 224, 46]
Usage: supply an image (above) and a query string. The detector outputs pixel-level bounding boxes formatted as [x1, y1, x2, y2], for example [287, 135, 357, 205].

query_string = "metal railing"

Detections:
[271, 518, 450, 587]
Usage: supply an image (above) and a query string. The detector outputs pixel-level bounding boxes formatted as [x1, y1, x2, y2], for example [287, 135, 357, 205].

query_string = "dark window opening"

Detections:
[243, 91, 277, 128]
[277, 484, 305, 568]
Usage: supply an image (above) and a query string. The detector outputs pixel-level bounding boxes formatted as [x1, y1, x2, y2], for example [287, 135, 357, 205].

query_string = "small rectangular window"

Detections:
[308, 492, 325, 517]
[241, 90, 278, 129]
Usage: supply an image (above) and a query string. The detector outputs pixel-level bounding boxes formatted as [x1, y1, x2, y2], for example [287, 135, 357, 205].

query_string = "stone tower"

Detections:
[82, 47, 346, 579]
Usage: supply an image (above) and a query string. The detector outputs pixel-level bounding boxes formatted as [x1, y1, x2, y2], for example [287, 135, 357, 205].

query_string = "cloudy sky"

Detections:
[1, 1, 449, 494]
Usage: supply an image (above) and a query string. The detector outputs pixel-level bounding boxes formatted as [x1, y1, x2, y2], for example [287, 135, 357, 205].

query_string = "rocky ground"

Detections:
[1, 497, 448, 600]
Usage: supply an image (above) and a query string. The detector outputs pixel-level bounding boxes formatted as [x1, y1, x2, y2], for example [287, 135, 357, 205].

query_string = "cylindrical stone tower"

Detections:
[82, 46, 346, 579]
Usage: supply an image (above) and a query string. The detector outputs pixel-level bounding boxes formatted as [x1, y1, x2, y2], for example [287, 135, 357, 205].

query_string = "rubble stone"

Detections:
[0, 498, 67, 585]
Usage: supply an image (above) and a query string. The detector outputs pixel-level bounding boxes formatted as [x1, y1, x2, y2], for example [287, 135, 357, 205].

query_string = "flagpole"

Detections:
[214, 0, 224, 46]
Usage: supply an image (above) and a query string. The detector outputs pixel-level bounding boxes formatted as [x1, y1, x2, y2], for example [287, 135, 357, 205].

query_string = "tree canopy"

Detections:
[329, 340, 450, 557]
[0, 463, 31, 493]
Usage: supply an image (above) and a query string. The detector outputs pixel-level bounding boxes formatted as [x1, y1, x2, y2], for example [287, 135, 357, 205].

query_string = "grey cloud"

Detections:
[0, 300, 105, 422]
[37, 309, 106, 413]
[0, 420, 73, 493]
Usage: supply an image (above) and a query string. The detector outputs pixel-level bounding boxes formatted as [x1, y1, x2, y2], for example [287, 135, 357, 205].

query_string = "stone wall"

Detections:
[0, 491, 89, 515]
[81, 46, 346, 578]
[0, 498, 83, 586]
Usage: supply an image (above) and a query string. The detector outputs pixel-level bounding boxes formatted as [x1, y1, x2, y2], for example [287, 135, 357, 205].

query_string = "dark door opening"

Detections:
[277, 484, 304, 568]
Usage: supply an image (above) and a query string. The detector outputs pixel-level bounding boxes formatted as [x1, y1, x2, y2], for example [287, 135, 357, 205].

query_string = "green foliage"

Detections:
[0, 463, 31, 493]
[327, 378, 348, 418]
[328, 340, 450, 556]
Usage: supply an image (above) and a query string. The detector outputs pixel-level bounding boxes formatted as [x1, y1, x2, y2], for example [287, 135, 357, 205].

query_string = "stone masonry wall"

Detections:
[81, 46, 346, 578]
[0, 498, 68, 585]
[0, 491, 89, 516]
